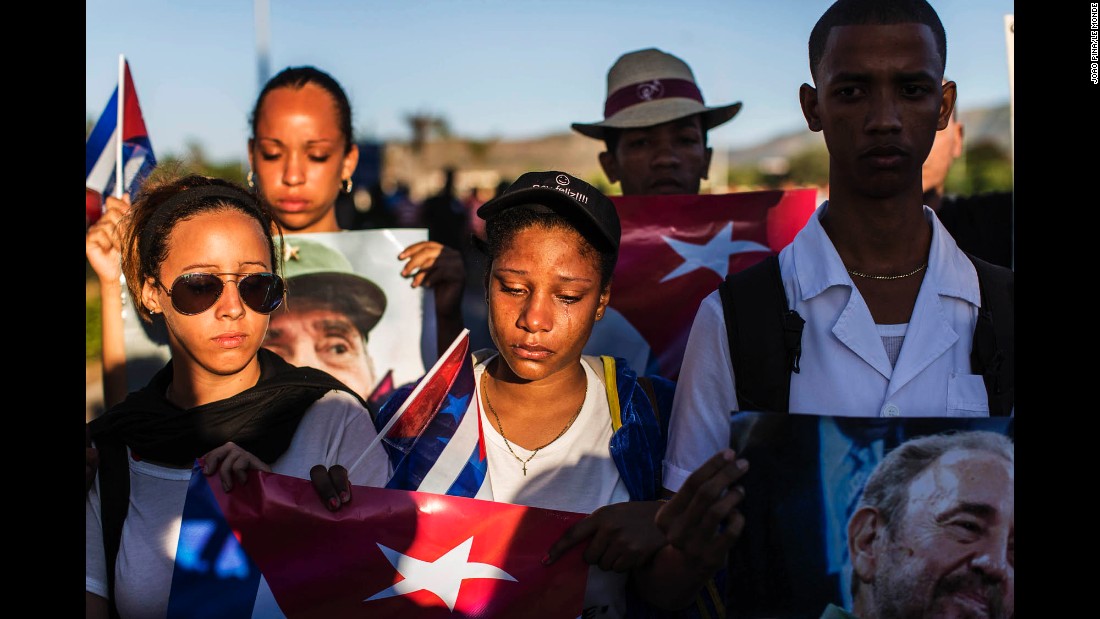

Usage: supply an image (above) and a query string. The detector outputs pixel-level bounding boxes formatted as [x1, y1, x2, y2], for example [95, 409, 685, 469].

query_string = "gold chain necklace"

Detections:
[482, 376, 587, 476]
[846, 262, 927, 280]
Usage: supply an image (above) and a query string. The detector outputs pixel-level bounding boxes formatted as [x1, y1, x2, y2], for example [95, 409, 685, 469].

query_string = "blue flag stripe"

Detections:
[167, 466, 261, 619]
[85, 88, 118, 179]
[445, 440, 488, 497]
[381, 332, 489, 499]
[85, 62, 157, 200]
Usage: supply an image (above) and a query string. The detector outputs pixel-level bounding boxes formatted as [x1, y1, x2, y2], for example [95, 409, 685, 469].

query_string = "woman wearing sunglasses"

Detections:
[85, 172, 388, 619]
[87, 65, 465, 411]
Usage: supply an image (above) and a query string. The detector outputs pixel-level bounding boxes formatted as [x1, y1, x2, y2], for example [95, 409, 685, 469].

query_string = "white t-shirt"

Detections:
[475, 355, 631, 619]
[86, 390, 388, 619]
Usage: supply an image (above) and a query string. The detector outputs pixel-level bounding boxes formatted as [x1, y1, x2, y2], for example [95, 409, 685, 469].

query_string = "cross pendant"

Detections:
[522, 463, 528, 476]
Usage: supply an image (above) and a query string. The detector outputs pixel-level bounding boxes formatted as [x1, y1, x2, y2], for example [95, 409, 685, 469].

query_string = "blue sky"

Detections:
[86, 0, 1014, 163]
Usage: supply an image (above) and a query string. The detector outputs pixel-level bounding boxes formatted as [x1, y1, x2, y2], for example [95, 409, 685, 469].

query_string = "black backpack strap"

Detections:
[95, 435, 130, 619]
[717, 255, 804, 413]
[636, 376, 661, 424]
[966, 253, 1014, 416]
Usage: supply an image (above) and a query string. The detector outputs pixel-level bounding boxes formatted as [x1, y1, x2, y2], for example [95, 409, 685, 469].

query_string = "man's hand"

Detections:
[656, 448, 748, 572]
[545, 501, 666, 572]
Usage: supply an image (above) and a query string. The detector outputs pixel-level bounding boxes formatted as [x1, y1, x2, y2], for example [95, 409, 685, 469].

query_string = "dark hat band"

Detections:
[604, 78, 704, 118]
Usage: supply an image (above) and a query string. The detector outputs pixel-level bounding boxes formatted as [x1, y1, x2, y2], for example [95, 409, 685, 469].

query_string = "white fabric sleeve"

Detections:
[279, 390, 391, 487]
[85, 461, 108, 598]
[662, 291, 739, 492]
[327, 392, 391, 487]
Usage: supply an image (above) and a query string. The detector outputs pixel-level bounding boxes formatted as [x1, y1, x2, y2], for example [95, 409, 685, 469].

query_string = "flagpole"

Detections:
[347, 328, 470, 473]
[115, 54, 125, 199]
[254, 0, 271, 91]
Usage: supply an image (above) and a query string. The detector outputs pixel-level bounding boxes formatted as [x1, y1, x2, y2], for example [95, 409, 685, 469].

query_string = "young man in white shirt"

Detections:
[665, 1, 1014, 615]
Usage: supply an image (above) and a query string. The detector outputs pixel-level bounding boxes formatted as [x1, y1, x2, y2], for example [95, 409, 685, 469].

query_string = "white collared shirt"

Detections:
[663, 203, 989, 491]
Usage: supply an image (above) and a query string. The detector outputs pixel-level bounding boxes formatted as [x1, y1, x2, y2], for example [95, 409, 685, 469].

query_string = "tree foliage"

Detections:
[156, 140, 247, 185]
[945, 139, 1013, 195]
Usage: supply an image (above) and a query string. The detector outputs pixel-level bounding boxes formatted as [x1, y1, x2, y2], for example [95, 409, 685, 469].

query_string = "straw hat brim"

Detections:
[571, 99, 742, 140]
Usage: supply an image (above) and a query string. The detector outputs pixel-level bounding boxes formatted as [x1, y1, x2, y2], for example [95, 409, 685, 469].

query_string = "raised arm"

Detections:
[86, 194, 133, 409]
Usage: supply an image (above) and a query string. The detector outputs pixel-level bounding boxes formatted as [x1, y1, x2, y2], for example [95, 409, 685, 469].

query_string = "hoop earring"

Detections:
[342, 178, 353, 194]
[247, 171, 255, 189]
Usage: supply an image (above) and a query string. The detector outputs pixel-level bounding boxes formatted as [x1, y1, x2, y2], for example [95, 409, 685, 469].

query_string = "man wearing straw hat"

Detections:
[572, 48, 742, 196]
[571, 48, 744, 374]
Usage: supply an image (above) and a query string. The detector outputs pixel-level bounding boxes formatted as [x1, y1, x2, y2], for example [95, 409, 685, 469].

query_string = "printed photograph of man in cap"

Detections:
[264, 237, 391, 413]
[572, 47, 742, 196]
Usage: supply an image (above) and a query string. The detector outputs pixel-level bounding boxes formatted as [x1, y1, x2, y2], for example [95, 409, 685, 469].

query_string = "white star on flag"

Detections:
[659, 221, 771, 282]
[364, 536, 517, 611]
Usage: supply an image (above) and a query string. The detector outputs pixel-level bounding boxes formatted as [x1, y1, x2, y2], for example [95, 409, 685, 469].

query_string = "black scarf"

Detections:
[90, 349, 363, 619]
[88, 347, 362, 466]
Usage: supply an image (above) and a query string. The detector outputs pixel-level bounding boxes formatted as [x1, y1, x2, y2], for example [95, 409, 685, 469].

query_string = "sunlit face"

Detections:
[142, 209, 273, 377]
[263, 304, 375, 400]
[872, 449, 1014, 619]
[800, 24, 954, 200]
[248, 83, 358, 233]
[599, 116, 712, 196]
[487, 224, 610, 383]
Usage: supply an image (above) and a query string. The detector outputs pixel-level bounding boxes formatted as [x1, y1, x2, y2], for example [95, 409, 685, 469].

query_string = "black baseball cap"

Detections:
[476, 171, 621, 251]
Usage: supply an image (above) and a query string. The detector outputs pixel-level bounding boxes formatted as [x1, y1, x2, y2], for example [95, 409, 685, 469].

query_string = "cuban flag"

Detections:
[373, 328, 492, 500]
[203, 470, 588, 618]
[165, 327, 586, 617]
[587, 189, 818, 379]
[85, 56, 156, 223]
[166, 329, 501, 616]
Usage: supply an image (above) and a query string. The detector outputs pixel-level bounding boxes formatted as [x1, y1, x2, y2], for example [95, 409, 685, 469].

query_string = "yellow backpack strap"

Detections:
[600, 356, 623, 431]
[582, 355, 622, 430]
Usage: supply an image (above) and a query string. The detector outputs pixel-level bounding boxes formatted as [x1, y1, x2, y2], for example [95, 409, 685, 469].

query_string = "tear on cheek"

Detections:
[563, 304, 574, 325]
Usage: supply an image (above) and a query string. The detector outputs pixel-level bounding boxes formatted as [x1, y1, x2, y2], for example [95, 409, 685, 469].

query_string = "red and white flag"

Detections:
[600, 189, 817, 379]
[209, 470, 588, 618]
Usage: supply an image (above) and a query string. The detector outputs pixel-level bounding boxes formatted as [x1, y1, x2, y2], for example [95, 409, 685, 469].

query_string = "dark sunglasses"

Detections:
[156, 272, 285, 316]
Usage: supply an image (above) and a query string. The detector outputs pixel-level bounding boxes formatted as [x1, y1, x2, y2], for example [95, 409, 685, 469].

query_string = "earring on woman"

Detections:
[246, 171, 255, 189]
[342, 177, 353, 194]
